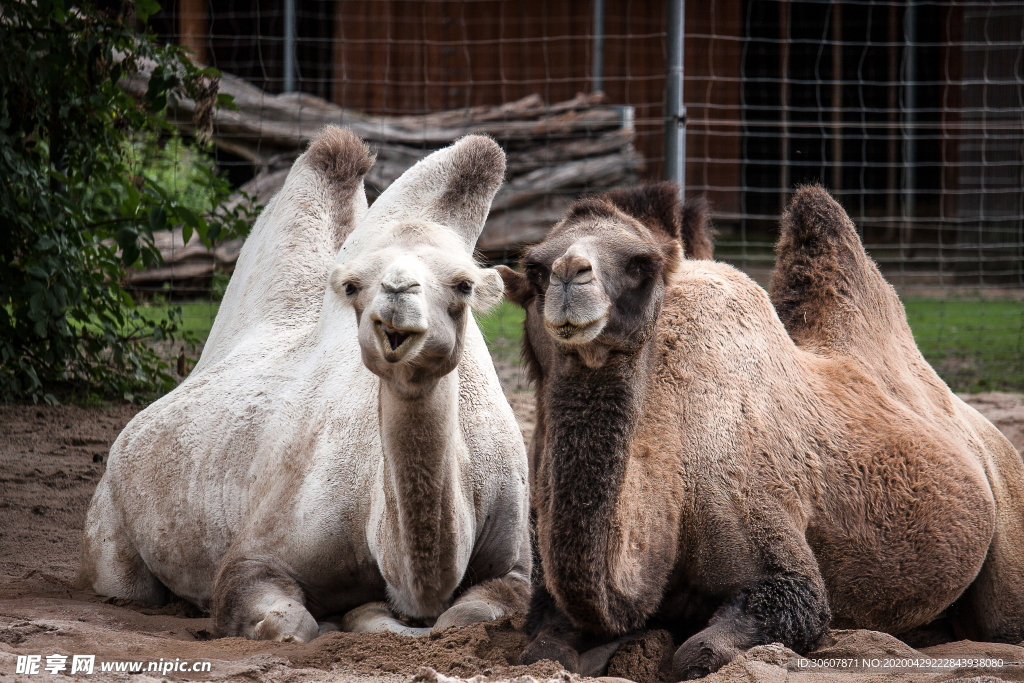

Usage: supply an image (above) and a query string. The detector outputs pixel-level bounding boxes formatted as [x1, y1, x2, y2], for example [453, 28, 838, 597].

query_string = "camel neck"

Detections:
[376, 372, 469, 619]
[539, 347, 656, 634]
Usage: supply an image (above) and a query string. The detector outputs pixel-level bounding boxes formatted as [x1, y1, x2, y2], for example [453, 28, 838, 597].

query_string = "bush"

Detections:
[0, 0, 250, 403]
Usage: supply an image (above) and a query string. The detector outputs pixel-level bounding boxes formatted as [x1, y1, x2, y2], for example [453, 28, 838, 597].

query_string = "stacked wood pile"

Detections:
[120, 65, 640, 286]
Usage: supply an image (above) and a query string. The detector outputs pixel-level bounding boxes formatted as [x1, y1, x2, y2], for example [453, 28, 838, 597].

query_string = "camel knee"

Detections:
[673, 573, 830, 680]
[433, 574, 530, 633]
[254, 598, 319, 643]
[744, 572, 831, 652]
[212, 557, 313, 641]
[432, 599, 502, 632]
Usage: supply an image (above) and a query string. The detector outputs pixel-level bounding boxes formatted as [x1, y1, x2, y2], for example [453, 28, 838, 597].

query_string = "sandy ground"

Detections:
[2, 389, 1024, 682]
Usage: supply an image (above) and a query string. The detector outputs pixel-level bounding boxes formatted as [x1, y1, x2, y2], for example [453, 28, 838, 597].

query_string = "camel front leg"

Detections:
[212, 556, 319, 643]
[432, 553, 531, 632]
[335, 602, 431, 636]
[672, 505, 832, 682]
[519, 580, 585, 672]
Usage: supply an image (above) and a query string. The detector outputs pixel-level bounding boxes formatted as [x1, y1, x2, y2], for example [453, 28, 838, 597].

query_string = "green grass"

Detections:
[137, 300, 222, 340]
[903, 298, 1024, 392]
[477, 300, 525, 346]
[143, 297, 1024, 392]
[140, 300, 523, 348]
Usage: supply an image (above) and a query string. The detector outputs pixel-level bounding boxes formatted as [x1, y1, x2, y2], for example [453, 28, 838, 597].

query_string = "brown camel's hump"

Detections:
[769, 185, 911, 351]
[602, 183, 715, 259]
[768, 185, 955, 411]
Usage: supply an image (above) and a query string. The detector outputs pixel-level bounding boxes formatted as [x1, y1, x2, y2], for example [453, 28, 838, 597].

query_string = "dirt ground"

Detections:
[2, 391, 1024, 682]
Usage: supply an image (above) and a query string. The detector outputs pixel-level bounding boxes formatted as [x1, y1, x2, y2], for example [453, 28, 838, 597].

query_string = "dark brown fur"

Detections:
[305, 127, 376, 189]
[603, 183, 714, 260]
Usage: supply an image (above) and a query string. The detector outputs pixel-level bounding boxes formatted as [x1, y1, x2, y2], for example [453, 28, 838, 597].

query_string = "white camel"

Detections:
[78, 128, 531, 642]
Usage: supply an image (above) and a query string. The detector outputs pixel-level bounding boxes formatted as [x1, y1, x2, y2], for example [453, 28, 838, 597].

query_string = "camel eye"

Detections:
[344, 283, 358, 296]
[628, 255, 658, 277]
[456, 280, 473, 295]
[524, 263, 547, 288]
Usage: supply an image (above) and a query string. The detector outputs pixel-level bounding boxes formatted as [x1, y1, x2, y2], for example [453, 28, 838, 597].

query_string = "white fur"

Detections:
[80, 131, 530, 640]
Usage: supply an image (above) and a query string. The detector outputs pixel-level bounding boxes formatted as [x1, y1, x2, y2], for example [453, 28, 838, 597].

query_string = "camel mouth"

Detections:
[545, 317, 604, 344]
[377, 322, 419, 359]
[382, 323, 412, 351]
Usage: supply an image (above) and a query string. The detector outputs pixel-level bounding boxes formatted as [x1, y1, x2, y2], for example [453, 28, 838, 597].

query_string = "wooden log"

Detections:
[491, 150, 643, 212]
[121, 64, 630, 154]
[119, 59, 642, 270]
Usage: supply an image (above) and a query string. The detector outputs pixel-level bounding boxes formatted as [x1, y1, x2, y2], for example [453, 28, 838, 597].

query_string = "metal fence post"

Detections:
[284, 0, 296, 92]
[903, 0, 917, 233]
[664, 0, 685, 198]
[593, 0, 605, 93]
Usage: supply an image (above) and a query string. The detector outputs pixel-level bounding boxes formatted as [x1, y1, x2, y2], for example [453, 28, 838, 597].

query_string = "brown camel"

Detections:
[498, 183, 1024, 680]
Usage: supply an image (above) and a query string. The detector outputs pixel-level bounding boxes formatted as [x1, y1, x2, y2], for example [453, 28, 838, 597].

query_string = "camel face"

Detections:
[332, 232, 502, 388]
[521, 200, 680, 365]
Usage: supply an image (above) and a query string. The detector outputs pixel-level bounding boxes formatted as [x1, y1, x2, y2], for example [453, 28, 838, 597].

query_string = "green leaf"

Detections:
[117, 227, 140, 267]
[216, 93, 238, 111]
[135, 0, 160, 23]
[149, 205, 167, 232]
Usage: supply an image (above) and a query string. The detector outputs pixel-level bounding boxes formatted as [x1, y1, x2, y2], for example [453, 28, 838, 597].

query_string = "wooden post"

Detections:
[179, 0, 208, 64]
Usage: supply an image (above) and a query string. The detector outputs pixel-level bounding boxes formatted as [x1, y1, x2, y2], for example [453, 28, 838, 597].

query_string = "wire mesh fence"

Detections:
[141, 0, 1023, 392]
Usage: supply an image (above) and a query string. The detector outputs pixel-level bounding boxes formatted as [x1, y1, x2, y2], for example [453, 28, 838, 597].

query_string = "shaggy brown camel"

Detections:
[498, 183, 1024, 680]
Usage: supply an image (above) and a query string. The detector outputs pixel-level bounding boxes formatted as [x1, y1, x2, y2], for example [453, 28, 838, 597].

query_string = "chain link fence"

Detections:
[141, 0, 1024, 392]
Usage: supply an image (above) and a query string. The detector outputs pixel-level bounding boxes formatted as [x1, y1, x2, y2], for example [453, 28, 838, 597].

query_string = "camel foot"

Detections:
[253, 598, 319, 643]
[519, 633, 580, 672]
[340, 602, 430, 636]
[672, 616, 751, 680]
[317, 620, 340, 636]
[432, 599, 502, 633]
[579, 636, 636, 678]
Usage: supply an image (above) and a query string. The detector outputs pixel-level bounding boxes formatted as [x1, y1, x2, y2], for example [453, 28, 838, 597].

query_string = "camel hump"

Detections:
[602, 183, 715, 259]
[303, 126, 376, 191]
[770, 184, 905, 348]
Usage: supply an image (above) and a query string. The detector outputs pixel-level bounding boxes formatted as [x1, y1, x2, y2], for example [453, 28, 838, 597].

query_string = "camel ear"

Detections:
[679, 197, 715, 260]
[603, 182, 682, 242]
[356, 135, 506, 252]
[496, 265, 532, 307]
[471, 268, 504, 313]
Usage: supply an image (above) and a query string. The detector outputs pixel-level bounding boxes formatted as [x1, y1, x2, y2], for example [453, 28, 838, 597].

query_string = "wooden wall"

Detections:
[167, 0, 742, 213]
[330, 0, 741, 213]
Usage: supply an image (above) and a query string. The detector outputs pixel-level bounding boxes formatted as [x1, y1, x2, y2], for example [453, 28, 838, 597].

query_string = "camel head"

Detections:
[499, 184, 709, 369]
[329, 135, 505, 392]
